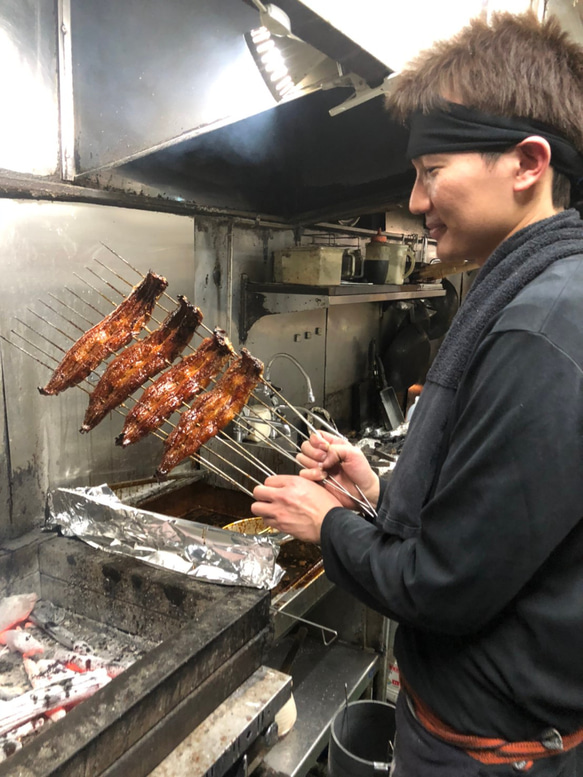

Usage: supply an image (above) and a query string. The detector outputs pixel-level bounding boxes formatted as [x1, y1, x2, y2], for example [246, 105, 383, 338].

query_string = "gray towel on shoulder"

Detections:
[427, 209, 583, 390]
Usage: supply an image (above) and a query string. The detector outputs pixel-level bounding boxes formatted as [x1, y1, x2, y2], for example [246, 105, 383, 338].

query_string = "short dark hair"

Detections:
[387, 11, 583, 208]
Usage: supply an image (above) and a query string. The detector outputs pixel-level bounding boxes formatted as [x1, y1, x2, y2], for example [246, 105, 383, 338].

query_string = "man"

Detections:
[252, 11, 583, 776]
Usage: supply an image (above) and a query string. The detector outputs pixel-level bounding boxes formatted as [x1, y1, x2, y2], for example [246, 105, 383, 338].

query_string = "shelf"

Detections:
[239, 276, 445, 340]
[258, 637, 380, 777]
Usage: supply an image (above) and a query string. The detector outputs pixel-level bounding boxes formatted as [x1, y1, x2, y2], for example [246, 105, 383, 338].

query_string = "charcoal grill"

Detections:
[0, 474, 386, 777]
[0, 528, 281, 777]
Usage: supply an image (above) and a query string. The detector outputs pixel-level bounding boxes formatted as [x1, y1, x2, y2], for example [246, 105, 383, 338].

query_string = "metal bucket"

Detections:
[328, 700, 396, 777]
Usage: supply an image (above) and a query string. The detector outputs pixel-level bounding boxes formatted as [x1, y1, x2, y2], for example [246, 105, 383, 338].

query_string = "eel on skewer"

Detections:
[39, 271, 168, 396]
[156, 348, 264, 477]
[115, 328, 235, 448]
[80, 296, 203, 433]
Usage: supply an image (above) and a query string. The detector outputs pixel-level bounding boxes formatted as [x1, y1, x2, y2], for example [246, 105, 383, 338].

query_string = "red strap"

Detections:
[401, 677, 583, 768]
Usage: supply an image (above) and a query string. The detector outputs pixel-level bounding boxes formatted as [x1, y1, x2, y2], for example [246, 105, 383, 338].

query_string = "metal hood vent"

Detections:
[72, 0, 391, 177]
[70, 0, 408, 220]
[112, 87, 413, 222]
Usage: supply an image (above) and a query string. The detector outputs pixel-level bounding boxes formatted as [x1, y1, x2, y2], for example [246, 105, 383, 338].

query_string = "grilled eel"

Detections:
[156, 348, 264, 477]
[39, 271, 168, 396]
[80, 296, 203, 432]
[115, 328, 235, 448]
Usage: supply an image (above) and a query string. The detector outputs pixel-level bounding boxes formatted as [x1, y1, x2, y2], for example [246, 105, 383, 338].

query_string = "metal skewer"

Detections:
[1, 335, 55, 374]
[39, 300, 85, 333]
[48, 292, 95, 328]
[258, 380, 379, 519]
[16, 301, 373, 512]
[64, 285, 109, 319]
[8, 313, 262, 497]
[25, 309, 73, 347]
[234, 409, 377, 518]
[120, 383, 277, 483]
[15, 318, 67, 353]
[99, 244, 215, 337]
[110, 402, 256, 493]
[73, 271, 118, 310]
[188, 452, 255, 498]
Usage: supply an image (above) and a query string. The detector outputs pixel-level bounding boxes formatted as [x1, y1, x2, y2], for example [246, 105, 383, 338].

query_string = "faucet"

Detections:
[234, 405, 292, 443]
[264, 353, 315, 404]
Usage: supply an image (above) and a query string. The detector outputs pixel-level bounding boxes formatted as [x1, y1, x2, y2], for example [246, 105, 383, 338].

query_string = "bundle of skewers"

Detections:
[3, 246, 377, 520]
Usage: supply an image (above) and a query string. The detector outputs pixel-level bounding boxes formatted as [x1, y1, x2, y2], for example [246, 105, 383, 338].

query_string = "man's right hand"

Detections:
[296, 431, 380, 512]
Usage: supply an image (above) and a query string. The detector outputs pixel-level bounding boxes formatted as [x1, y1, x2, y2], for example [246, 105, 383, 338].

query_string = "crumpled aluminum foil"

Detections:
[45, 485, 284, 590]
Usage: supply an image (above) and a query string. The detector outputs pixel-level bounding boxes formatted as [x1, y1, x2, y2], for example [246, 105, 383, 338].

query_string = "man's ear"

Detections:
[513, 136, 552, 194]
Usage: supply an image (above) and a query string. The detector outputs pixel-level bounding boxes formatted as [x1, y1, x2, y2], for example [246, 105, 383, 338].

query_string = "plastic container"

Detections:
[273, 246, 344, 285]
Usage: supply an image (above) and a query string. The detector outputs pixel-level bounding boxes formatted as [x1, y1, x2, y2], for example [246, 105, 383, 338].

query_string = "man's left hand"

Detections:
[252, 475, 342, 544]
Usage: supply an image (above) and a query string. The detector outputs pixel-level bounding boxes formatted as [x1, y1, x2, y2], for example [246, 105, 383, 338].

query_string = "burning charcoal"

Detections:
[47, 708, 67, 723]
[72, 640, 93, 655]
[0, 715, 45, 762]
[0, 630, 44, 657]
[0, 593, 38, 633]
[0, 668, 111, 737]
[54, 649, 128, 678]
[0, 685, 28, 702]
[0, 736, 21, 763]
[23, 657, 77, 689]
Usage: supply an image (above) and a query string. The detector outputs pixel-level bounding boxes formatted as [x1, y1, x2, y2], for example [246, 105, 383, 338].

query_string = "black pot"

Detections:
[328, 700, 396, 777]
[363, 259, 389, 284]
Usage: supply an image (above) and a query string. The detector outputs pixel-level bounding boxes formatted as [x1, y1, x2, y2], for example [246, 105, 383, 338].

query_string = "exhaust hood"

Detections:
[71, 0, 392, 177]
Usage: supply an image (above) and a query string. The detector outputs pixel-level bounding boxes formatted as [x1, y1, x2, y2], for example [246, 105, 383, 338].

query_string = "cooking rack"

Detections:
[1, 244, 377, 520]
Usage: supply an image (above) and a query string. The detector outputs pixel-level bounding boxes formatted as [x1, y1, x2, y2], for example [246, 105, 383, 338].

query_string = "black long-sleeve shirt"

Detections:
[321, 255, 583, 740]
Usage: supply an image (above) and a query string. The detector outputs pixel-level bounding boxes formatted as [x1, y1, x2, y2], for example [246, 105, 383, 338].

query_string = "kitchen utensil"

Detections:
[382, 324, 431, 394]
[370, 340, 404, 430]
[375, 356, 405, 430]
[328, 700, 396, 777]
[341, 249, 364, 281]
[364, 231, 415, 285]
[363, 230, 389, 284]
[385, 244, 416, 285]
[222, 516, 293, 544]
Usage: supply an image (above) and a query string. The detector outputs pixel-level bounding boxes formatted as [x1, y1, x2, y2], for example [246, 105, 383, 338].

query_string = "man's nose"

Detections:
[409, 176, 430, 215]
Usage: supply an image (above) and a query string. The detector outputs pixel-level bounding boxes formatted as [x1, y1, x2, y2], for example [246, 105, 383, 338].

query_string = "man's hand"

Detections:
[296, 432, 380, 511]
[252, 475, 342, 544]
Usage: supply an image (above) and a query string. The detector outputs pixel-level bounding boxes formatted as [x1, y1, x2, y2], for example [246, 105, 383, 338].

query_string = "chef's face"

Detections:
[409, 151, 520, 266]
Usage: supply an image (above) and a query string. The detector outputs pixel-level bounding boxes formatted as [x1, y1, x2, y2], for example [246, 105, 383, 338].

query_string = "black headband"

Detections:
[407, 102, 583, 187]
